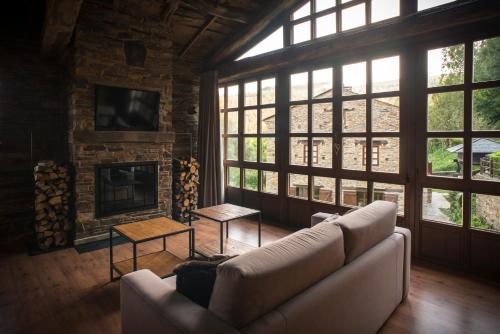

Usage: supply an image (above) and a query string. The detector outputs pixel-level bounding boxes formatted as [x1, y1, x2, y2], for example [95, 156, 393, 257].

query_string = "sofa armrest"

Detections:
[394, 227, 411, 301]
[121, 269, 240, 334]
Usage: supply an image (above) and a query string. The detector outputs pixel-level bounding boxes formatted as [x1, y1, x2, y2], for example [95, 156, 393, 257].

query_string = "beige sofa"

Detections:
[121, 201, 411, 334]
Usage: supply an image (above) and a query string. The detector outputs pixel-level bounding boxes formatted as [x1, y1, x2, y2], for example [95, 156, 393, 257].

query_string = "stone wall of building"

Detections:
[67, 0, 175, 240]
[476, 194, 500, 231]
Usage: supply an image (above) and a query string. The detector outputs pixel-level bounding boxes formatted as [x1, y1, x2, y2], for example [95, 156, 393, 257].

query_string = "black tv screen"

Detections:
[95, 85, 160, 131]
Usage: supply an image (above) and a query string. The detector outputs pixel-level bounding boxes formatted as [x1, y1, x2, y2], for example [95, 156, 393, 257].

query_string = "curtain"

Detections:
[197, 70, 222, 207]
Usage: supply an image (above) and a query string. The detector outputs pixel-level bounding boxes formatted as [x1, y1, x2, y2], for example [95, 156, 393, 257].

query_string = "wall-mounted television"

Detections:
[95, 85, 160, 131]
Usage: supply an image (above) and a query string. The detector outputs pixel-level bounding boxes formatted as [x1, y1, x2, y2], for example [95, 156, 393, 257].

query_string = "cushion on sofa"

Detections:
[174, 255, 234, 308]
[335, 200, 397, 263]
[208, 222, 345, 328]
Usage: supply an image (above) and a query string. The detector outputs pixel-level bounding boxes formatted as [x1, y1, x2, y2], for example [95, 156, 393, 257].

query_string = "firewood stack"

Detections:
[34, 160, 72, 250]
[173, 158, 199, 223]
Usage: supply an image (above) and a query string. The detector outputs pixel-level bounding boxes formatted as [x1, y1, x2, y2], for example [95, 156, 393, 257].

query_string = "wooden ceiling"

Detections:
[38, 0, 299, 68]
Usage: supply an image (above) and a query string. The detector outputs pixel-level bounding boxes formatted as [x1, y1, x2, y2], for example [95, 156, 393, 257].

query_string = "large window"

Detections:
[290, 0, 400, 45]
[421, 36, 500, 232]
[221, 76, 278, 194]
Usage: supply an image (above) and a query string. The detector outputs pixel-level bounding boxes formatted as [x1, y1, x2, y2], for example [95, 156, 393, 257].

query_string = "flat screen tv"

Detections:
[95, 85, 160, 131]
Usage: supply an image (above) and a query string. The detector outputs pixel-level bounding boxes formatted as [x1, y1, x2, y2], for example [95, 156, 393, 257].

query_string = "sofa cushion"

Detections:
[335, 200, 397, 263]
[174, 255, 234, 308]
[208, 222, 345, 328]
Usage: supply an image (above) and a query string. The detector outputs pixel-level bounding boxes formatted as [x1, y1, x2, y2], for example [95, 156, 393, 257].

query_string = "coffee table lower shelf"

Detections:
[112, 250, 183, 278]
[196, 238, 257, 258]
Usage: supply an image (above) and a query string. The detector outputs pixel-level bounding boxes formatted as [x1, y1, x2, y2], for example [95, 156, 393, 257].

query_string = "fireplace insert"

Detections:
[95, 162, 158, 218]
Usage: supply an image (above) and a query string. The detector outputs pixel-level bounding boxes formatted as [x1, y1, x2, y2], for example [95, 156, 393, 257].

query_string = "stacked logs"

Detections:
[173, 158, 199, 222]
[34, 161, 71, 249]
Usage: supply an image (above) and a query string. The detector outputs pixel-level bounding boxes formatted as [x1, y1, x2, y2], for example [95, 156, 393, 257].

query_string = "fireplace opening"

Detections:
[95, 162, 158, 218]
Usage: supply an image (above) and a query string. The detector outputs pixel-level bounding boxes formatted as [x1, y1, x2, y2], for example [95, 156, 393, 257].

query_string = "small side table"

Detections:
[109, 217, 194, 281]
[190, 203, 261, 257]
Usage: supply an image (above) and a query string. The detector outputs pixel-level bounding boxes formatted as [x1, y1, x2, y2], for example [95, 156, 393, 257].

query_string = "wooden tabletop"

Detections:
[113, 217, 192, 242]
[192, 203, 260, 222]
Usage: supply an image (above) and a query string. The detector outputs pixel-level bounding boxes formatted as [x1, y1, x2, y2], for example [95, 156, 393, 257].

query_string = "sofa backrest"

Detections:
[335, 200, 397, 263]
[208, 222, 345, 328]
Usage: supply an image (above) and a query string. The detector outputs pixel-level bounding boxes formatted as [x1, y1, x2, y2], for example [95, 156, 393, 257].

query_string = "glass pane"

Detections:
[227, 85, 239, 108]
[372, 56, 399, 93]
[427, 44, 465, 88]
[293, 2, 311, 20]
[227, 111, 238, 134]
[341, 179, 368, 207]
[341, 3, 365, 31]
[474, 37, 500, 83]
[244, 109, 257, 134]
[471, 138, 500, 182]
[293, 21, 311, 44]
[262, 171, 279, 194]
[342, 100, 366, 133]
[372, 97, 399, 132]
[316, 0, 335, 12]
[427, 138, 464, 178]
[261, 78, 276, 104]
[244, 137, 258, 162]
[372, 137, 400, 173]
[261, 137, 276, 164]
[342, 137, 366, 171]
[343, 62, 366, 95]
[373, 183, 404, 215]
[220, 112, 225, 135]
[312, 103, 333, 133]
[315, 13, 336, 38]
[244, 81, 258, 106]
[290, 104, 308, 133]
[291, 72, 309, 101]
[218, 87, 225, 110]
[313, 176, 335, 204]
[228, 167, 240, 187]
[472, 193, 500, 232]
[261, 108, 276, 134]
[288, 173, 309, 199]
[422, 188, 463, 225]
[227, 137, 238, 160]
[312, 137, 333, 168]
[427, 91, 464, 132]
[237, 26, 284, 60]
[472, 88, 500, 131]
[371, 0, 399, 23]
[290, 137, 309, 166]
[313, 67, 333, 98]
[418, 0, 455, 11]
[244, 169, 258, 191]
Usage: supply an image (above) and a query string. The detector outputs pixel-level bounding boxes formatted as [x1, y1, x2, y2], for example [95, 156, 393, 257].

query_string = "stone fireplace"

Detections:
[66, 1, 175, 242]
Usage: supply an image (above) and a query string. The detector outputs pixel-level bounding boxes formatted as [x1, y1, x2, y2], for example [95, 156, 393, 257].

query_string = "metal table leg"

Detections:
[258, 212, 262, 247]
[220, 221, 224, 254]
[133, 243, 137, 272]
[109, 227, 113, 281]
[226, 220, 229, 238]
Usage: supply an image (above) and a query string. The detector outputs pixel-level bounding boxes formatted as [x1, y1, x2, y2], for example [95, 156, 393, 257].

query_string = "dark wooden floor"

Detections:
[1, 219, 499, 334]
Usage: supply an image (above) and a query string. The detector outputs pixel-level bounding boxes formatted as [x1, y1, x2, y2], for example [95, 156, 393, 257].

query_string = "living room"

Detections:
[0, 0, 499, 333]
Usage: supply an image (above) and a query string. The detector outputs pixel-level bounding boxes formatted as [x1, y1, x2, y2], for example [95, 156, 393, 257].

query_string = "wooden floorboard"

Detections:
[0, 218, 499, 334]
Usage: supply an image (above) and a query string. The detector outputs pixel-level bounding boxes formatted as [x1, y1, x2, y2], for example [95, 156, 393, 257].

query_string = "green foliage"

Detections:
[244, 138, 258, 161]
[471, 193, 494, 230]
[244, 169, 258, 190]
[489, 151, 500, 177]
[428, 139, 460, 172]
[228, 168, 240, 187]
[442, 191, 462, 225]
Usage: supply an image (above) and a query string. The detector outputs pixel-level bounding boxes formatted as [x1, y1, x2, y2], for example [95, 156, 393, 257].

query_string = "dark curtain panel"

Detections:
[197, 70, 222, 207]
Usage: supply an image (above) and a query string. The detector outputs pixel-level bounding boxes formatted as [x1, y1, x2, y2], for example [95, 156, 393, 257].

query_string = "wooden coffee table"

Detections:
[109, 217, 194, 281]
[190, 203, 261, 257]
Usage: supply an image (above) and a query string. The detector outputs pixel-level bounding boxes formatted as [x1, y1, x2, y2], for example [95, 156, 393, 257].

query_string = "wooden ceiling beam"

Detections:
[41, 0, 83, 58]
[113, 0, 120, 11]
[179, 15, 217, 58]
[206, 0, 302, 68]
[180, 0, 250, 24]
[162, 0, 181, 25]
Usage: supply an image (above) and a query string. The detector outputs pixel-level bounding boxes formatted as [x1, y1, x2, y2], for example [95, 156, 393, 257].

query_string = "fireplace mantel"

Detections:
[72, 130, 175, 144]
